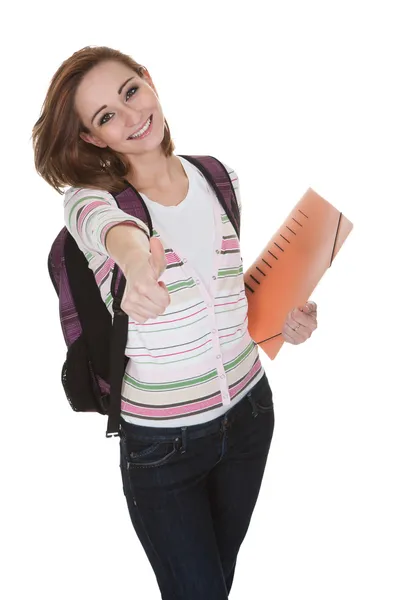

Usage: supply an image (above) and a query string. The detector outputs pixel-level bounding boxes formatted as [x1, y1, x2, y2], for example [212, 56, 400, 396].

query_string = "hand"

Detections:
[121, 237, 171, 323]
[282, 301, 318, 345]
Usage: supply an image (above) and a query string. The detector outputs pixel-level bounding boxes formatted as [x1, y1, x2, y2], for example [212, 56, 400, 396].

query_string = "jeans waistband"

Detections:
[119, 374, 266, 442]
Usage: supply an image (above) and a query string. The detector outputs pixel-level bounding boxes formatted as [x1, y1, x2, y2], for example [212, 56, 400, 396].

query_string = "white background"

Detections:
[2, 0, 399, 598]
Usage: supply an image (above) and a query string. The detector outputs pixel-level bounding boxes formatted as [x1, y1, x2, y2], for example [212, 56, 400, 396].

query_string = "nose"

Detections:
[122, 105, 142, 129]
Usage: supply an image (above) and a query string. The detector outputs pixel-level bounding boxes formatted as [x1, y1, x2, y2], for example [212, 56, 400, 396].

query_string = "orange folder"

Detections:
[244, 188, 353, 359]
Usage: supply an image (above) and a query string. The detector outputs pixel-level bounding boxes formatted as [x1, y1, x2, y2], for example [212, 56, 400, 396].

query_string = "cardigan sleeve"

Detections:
[63, 187, 150, 257]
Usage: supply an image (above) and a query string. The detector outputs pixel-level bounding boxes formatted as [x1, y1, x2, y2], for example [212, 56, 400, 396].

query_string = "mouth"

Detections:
[127, 115, 153, 140]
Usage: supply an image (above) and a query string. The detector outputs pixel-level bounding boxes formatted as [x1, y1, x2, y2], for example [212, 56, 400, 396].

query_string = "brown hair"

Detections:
[32, 46, 175, 194]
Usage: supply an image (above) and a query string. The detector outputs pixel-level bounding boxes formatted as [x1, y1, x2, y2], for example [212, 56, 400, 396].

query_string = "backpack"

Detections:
[48, 155, 241, 438]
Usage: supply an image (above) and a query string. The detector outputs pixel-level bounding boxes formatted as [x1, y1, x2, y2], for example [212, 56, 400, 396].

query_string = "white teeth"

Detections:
[130, 117, 151, 139]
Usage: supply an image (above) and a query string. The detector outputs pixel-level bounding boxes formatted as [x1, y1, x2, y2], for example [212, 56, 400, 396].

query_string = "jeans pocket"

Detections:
[253, 375, 274, 413]
[124, 436, 180, 470]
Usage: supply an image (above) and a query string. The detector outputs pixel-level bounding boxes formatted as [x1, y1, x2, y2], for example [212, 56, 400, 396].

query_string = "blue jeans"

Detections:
[119, 372, 275, 599]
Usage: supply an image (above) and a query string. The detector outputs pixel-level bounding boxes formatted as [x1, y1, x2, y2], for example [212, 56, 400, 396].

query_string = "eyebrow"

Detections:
[90, 76, 137, 124]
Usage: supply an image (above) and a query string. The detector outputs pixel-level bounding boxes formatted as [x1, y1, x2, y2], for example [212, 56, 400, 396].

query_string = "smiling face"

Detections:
[75, 60, 166, 156]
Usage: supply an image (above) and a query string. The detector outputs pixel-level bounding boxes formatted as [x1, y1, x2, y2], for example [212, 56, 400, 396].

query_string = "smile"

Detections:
[128, 115, 153, 140]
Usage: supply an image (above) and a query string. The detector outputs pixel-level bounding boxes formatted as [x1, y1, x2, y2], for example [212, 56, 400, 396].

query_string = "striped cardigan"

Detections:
[64, 161, 264, 427]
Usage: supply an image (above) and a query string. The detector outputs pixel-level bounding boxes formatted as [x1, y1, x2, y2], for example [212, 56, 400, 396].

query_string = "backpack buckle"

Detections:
[112, 297, 121, 313]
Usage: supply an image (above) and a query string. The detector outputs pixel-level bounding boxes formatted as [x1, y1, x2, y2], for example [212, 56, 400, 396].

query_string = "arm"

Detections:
[64, 187, 169, 322]
[105, 223, 150, 275]
[63, 187, 150, 261]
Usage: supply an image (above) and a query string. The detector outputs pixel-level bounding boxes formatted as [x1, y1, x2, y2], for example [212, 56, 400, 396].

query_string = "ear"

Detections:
[80, 131, 107, 148]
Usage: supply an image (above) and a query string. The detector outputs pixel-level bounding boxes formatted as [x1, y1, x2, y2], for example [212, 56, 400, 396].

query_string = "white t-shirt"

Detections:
[140, 156, 216, 293]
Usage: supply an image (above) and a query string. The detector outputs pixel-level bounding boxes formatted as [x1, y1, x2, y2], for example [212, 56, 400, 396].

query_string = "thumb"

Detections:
[149, 236, 167, 279]
[304, 301, 317, 314]
[158, 280, 170, 299]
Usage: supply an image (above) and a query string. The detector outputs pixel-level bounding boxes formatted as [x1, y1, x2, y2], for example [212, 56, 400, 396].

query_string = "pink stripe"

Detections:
[122, 392, 222, 417]
[215, 298, 245, 308]
[129, 306, 207, 326]
[127, 338, 212, 359]
[219, 329, 241, 341]
[77, 200, 108, 235]
[229, 358, 262, 398]
[166, 251, 181, 265]
[222, 239, 240, 250]
[95, 258, 113, 285]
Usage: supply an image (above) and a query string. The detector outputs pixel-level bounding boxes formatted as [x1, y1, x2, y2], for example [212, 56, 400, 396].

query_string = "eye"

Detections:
[126, 86, 138, 101]
[99, 113, 113, 126]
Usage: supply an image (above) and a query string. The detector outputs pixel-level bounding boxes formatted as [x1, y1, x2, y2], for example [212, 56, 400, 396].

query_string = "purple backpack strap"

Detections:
[114, 184, 153, 230]
[179, 155, 241, 238]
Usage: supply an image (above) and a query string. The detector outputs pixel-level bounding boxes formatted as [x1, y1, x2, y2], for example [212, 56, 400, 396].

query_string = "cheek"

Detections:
[104, 120, 125, 144]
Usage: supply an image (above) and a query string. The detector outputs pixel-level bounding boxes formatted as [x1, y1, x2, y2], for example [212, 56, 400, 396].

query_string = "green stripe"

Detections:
[105, 292, 113, 308]
[167, 278, 196, 293]
[124, 368, 218, 392]
[225, 341, 255, 371]
[218, 265, 243, 278]
[84, 251, 94, 262]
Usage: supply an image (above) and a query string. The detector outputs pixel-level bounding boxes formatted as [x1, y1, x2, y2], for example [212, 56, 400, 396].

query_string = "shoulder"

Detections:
[219, 162, 241, 212]
[63, 186, 117, 209]
[220, 162, 239, 188]
[179, 155, 239, 188]
[201, 157, 241, 211]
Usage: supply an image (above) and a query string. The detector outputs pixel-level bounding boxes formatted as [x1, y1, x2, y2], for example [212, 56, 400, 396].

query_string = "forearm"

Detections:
[105, 223, 150, 276]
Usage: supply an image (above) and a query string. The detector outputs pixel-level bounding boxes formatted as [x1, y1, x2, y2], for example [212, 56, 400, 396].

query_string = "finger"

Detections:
[123, 293, 168, 318]
[283, 320, 303, 338]
[289, 308, 316, 329]
[158, 281, 171, 305]
[281, 325, 300, 344]
[125, 308, 151, 323]
[149, 283, 170, 309]
[149, 237, 167, 278]
[138, 296, 168, 317]
[132, 276, 170, 308]
[125, 302, 163, 323]
[284, 315, 315, 341]
[301, 301, 317, 314]
[294, 306, 317, 322]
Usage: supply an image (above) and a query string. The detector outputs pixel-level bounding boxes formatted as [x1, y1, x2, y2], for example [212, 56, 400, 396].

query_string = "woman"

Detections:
[33, 46, 318, 600]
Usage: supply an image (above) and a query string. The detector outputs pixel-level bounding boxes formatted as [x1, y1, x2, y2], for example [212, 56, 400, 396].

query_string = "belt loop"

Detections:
[248, 391, 259, 418]
[180, 426, 188, 454]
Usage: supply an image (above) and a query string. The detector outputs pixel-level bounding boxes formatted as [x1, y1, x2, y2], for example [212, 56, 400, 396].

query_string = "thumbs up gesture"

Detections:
[121, 237, 171, 323]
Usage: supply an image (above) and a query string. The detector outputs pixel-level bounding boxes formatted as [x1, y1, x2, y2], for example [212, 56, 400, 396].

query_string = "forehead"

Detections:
[75, 61, 137, 118]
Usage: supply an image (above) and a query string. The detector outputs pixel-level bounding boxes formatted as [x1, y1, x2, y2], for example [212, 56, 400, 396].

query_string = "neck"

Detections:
[126, 150, 183, 192]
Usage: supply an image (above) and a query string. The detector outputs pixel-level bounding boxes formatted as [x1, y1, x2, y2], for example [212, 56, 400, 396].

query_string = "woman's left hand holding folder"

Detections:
[282, 301, 318, 345]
